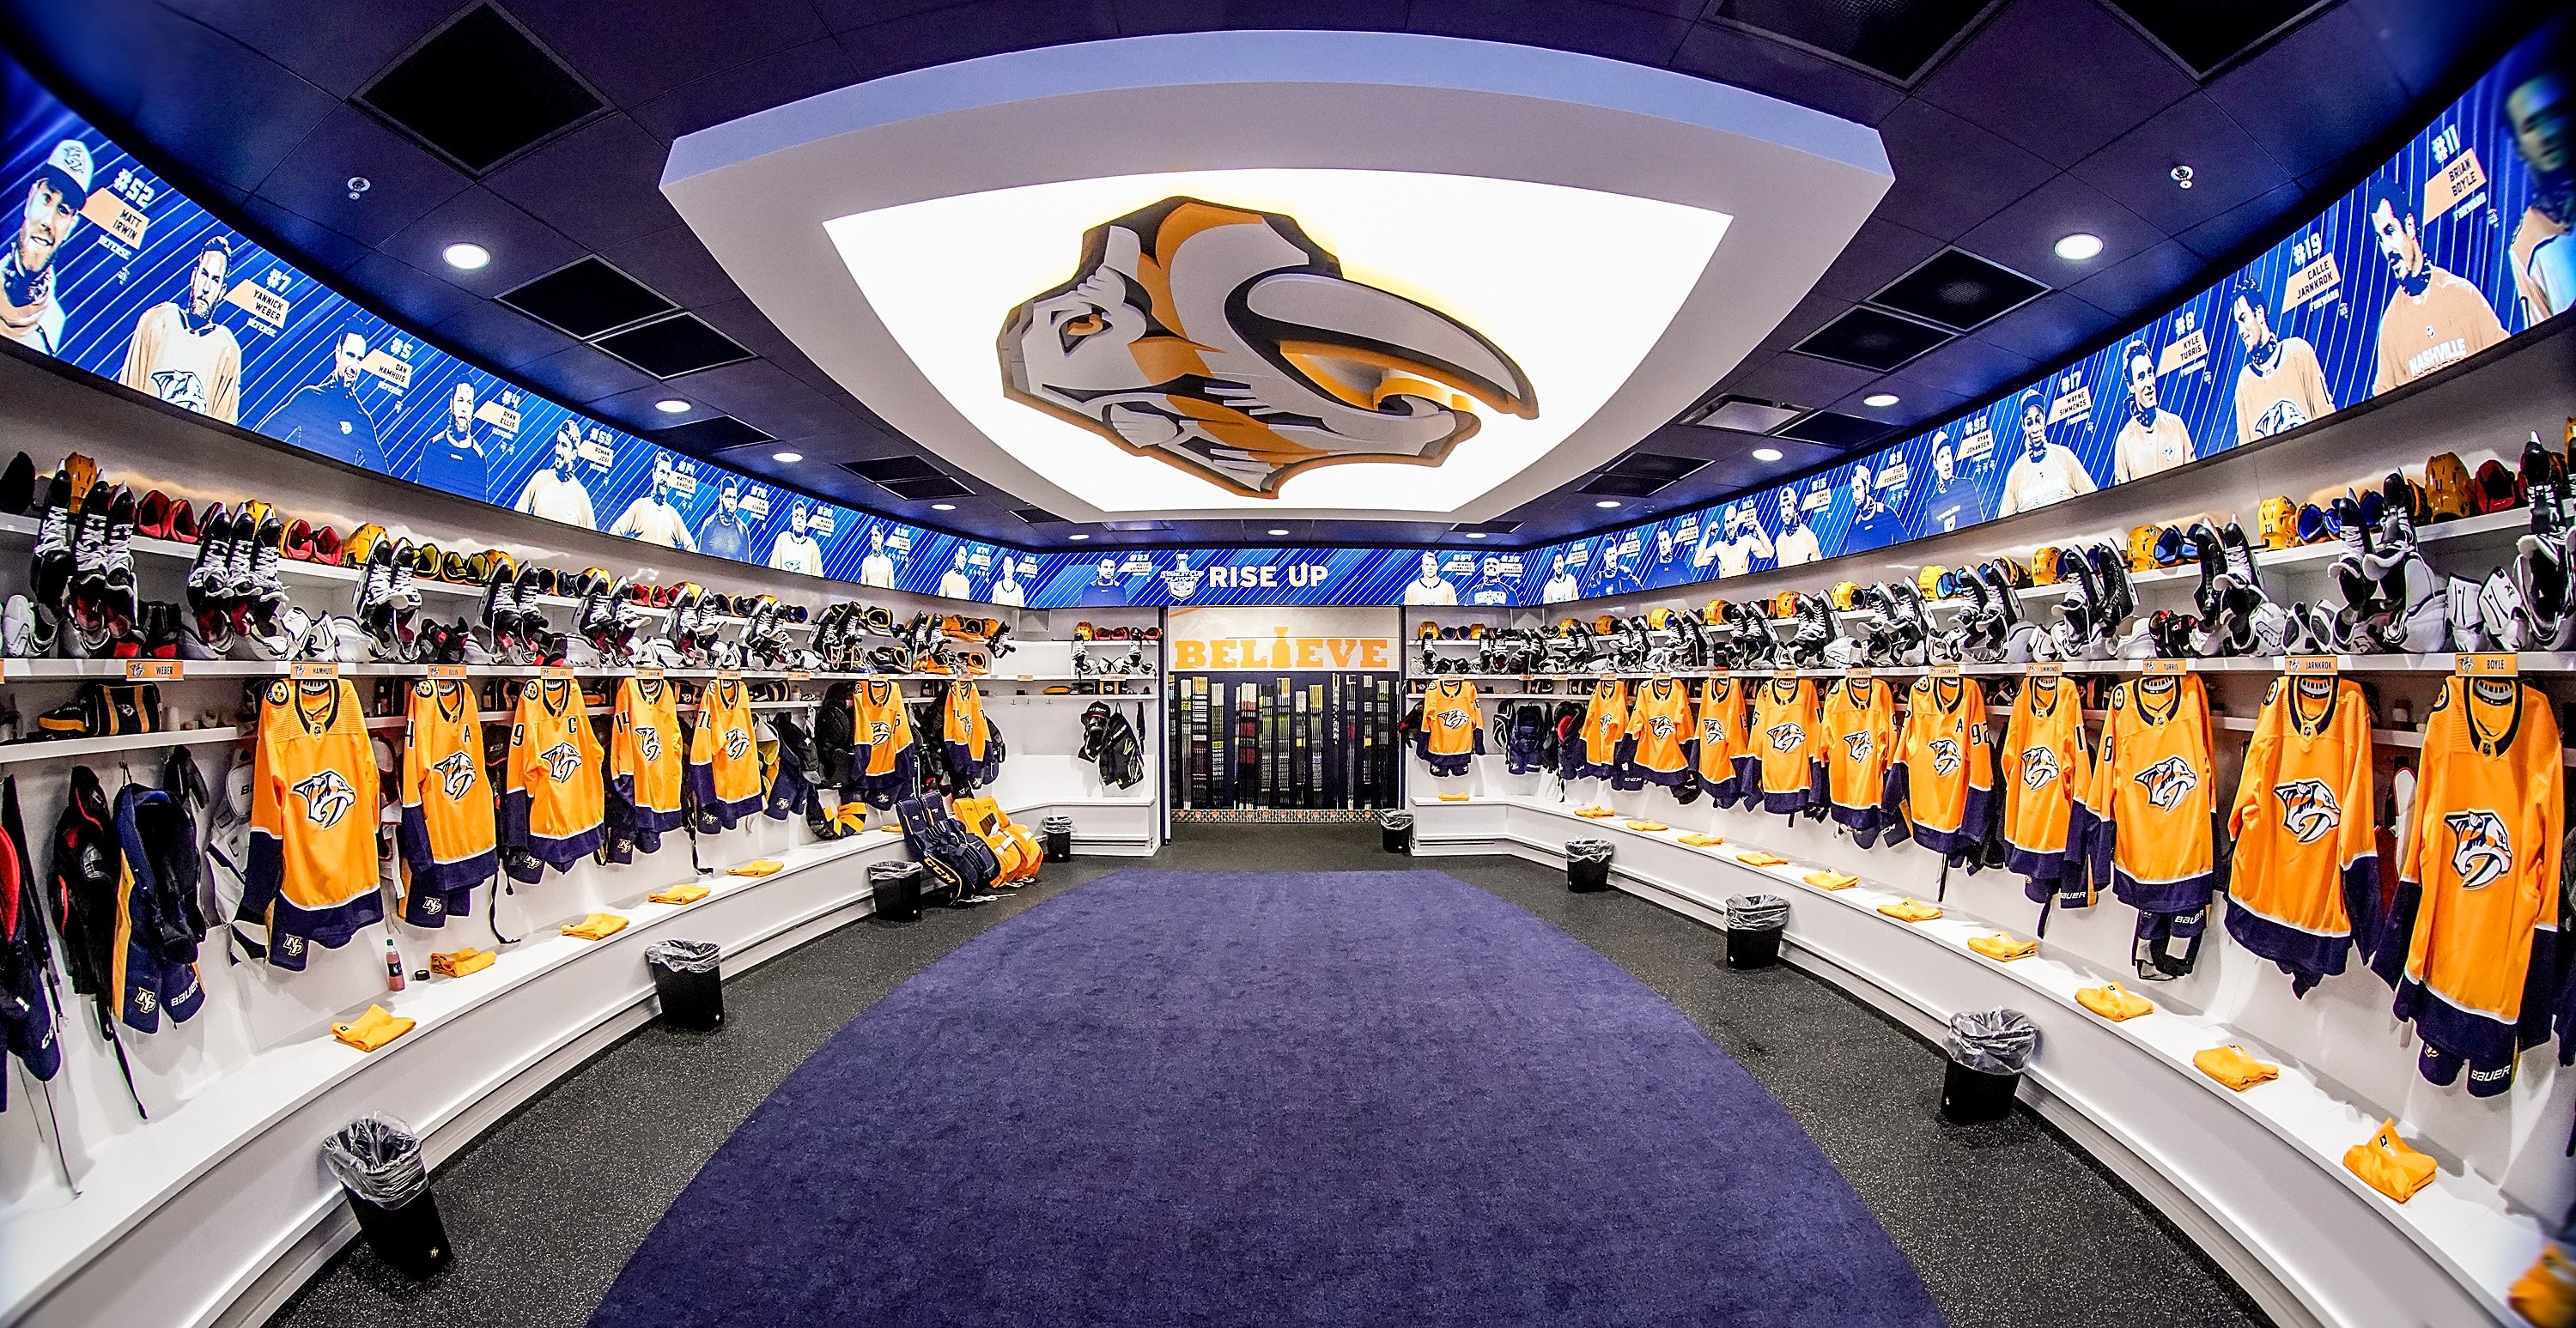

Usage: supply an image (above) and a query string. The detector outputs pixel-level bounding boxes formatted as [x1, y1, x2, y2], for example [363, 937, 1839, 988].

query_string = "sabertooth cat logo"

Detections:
[2444, 810, 2512, 889]
[635, 725, 662, 763]
[433, 750, 477, 801]
[540, 742, 583, 783]
[1842, 731, 1874, 762]
[999, 197, 1537, 499]
[2272, 779, 2342, 845]
[293, 769, 356, 828]
[2132, 755, 2199, 810]
[724, 726, 751, 760]
[1649, 715, 1677, 739]
[1766, 723, 1805, 752]
[2019, 745, 2060, 790]
[1928, 737, 1961, 777]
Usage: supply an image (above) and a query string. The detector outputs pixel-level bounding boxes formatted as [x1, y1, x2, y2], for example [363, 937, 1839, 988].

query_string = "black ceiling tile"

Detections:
[1868, 97, 2059, 240]
[1829, 374, 1974, 427]
[594, 313, 755, 378]
[838, 0, 1122, 81]
[426, 300, 580, 372]
[1793, 307, 1954, 371]
[1730, 348, 1889, 403]
[884, 474, 975, 500]
[1883, 330, 2036, 398]
[598, 226, 744, 311]
[484, 114, 687, 250]
[2206, 3, 2409, 181]
[128, 20, 342, 196]
[1954, 171, 2164, 279]
[1809, 217, 1949, 304]
[1969, 289, 2126, 366]
[163, 0, 463, 99]
[675, 361, 862, 436]
[1868, 247, 2046, 330]
[232, 195, 378, 276]
[359, 6, 604, 173]
[343, 252, 480, 329]
[2347, 0, 2534, 102]
[246, 104, 472, 247]
[629, 39, 866, 143]
[1710, 0, 1992, 82]
[380, 186, 586, 294]
[2175, 181, 2306, 260]
[842, 454, 945, 483]
[1405, 0, 1695, 68]
[660, 416, 775, 452]
[814, 0, 982, 33]
[501, 258, 678, 338]
[1687, 395, 1804, 433]
[1668, 21, 1907, 125]
[1748, 288, 1851, 357]
[1111, 0, 1411, 36]
[2067, 236, 2210, 322]
[1776, 409, 1894, 449]
[1912, 0, 2195, 168]
[2104, 0, 2325, 77]
[506, 0, 829, 107]
[2067, 91, 2293, 236]
[520, 343, 660, 404]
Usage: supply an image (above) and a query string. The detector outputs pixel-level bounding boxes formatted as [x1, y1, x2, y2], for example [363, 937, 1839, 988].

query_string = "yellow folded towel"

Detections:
[2507, 1245, 2576, 1328]
[561, 913, 629, 940]
[1574, 806, 1618, 818]
[2343, 1119, 2437, 1204]
[2076, 982, 2154, 1022]
[2193, 1045, 2279, 1092]
[331, 1004, 415, 1052]
[1877, 898, 1942, 922]
[1967, 933, 2037, 961]
[1437, 792, 1470, 803]
[1624, 819, 1668, 832]
[428, 948, 495, 979]
[728, 859, 785, 877]
[1802, 870, 1859, 891]
[878, 824, 905, 834]
[1735, 851, 1789, 867]
[649, 883, 711, 905]
[1678, 833, 1726, 847]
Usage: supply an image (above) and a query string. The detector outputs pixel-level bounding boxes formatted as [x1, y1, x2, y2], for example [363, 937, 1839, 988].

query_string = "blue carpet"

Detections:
[590, 871, 1947, 1326]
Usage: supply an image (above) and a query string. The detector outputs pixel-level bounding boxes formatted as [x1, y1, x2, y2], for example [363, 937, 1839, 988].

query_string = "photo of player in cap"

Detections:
[2364, 173, 2507, 392]
[260, 327, 385, 470]
[117, 233, 241, 421]
[515, 418, 597, 529]
[1908, 431, 1986, 535]
[2502, 29, 2572, 327]
[2109, 338, 2194, 482]
[1996, 390, 2094, 515]
[3, 137, 88, 357]
[1771, 485, 1821, 566]
[769, 500, 824, 574]
[2227, 276, 2333, 442]
[607, 450, 696, 549]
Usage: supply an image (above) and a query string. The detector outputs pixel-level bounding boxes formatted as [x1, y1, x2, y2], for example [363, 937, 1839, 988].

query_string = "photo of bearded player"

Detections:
[2501, 27, 2572, 327]
[117, 233, 241, 421]
[2363, 174, 2508, 392]
[2227, 276, 2334, 442]
[3, 138, 88, 357]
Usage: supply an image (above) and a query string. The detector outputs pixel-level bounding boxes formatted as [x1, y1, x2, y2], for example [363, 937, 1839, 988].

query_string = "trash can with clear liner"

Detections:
[645, 939, 723, 1030]
[1722, 894, 1789, 969]
[323, 1114, 450, 1279]
[870, 860, 924, 923]
[1565, 839, 1613, 893]
[1379, 810, 1414, 854]
[1941, 1009, 2038, 1124]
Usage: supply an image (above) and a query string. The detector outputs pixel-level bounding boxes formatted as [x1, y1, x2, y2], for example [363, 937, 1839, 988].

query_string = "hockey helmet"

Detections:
[1419, 622, 1442, 640]
[1072, 621, 1095, 641]
[1594, 614, 1621, 635]
[1645, 607, 1673, 631]
[1828, 581, 1860, 611]
[2124, 525, 2160, 572]
[2424, 453, 2472, 523]
[2295, 503, 2333, 545]
[1916, 565, 1948, 600]
[1769, 591, 1801, 620]
[2257, 496, 2300, 549]
[2471, 458, 2521, 516]
[2028, 549, 2062, 585]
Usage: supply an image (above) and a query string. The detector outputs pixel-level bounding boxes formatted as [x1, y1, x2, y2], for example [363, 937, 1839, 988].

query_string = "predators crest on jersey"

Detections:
[2444, 810, 2512, 888]
[999, 197, 1538, 498]
[2273, 778, 2342, 844]
[2134, 755, 2199, 810]
[294, 769, 357, 828]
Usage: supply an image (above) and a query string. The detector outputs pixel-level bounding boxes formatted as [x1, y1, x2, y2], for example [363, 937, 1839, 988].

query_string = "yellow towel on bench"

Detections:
[1735, 851, 1789, 867]
[649, 883, 711, 905]
[1678, 833, 1726, 847]
[2076, 982, 2154, 1022]
[2342, 1119, 2437, 1204]
[1877, 898, 1942, 923]
[1802, 870, 1859, 891]
[428, 948, 494, 979]
[728, 859, 785, 877]
[331, 1004, 415, 1052]
[1967, 934, 2037, 962]
[2192, 1045, 2279, 1091]
[562, 913, 629, 940]
[1624, 819, 1668, 832]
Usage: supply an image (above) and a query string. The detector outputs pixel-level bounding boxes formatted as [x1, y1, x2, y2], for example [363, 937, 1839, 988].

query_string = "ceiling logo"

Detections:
[998, 197, 1536, 499]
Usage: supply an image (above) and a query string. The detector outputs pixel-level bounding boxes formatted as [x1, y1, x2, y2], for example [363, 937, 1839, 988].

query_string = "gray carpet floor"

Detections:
[269, 826, 2269, 1328]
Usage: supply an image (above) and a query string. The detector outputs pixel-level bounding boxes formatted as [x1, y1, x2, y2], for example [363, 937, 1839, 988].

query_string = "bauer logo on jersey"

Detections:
[432, 750, 477, 801]
[1928, 737, 1961, 777]
[2272, 779, 2342, 844]
[2019, 746, 2059, 789]
[998, 197, 1536, 498]
[1842, 731, 1873, 761]
[636, 725, 662, 763]
[1766, 722, 1804, 752]
[2444, 810, 2512, 889]
[724, 726, 750, 760]
[539, 741, 584, 783]
[292, 769, 357, 828]
[2133, 755, 2198, 810]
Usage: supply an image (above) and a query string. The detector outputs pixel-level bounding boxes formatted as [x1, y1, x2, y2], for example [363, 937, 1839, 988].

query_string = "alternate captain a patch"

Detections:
[998, 197, 1537, 498]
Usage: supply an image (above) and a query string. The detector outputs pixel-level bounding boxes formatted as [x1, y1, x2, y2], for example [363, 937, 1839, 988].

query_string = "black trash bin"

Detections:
[870, 860, 924, 923]
[323, 1115, 449, 1280]
[1941, 1009, 2038, 1124]
[645, 939, 724, 1030]
[1565, 839, 1613, 893]
[1379, 810, 1414, 855]
[1042, 815, 1074, 863]
[1723, 894, 1789, 969]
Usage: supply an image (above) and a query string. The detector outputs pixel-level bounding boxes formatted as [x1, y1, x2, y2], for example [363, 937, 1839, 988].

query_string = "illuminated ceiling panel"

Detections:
[665, 31, 1890, 524]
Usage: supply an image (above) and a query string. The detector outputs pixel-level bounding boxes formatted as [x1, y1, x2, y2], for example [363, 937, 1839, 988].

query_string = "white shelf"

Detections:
[0, 725, 246, 763]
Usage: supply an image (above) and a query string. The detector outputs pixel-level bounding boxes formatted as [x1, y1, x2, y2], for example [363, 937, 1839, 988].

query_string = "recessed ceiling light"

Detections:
[1266, 528, 1288, 537]
[1467, 531, 1487, 539]
[770, 451, 803, 464]
[653, 398, 690, 414]
[1068, 532, 1090, 540]
[1753, 446, 1783, 462]
[1595, 500, 1621, 509]
[1862, 392, 1900, 408]
[441, 241, 491, 270]
[932, 502, 957, 511]
[2053, 232, 2104, 262]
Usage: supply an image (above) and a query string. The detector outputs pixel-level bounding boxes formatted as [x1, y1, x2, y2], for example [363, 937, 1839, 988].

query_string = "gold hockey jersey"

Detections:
[941, 682, 999, 785]
[610, 676, 687, 853]
[2071, 674, 2216, 913]
[1820, 676, 1899, 842]
[241, 679, 383, 969]
[2379, 677, 2566, 1095]
[1695, 676, 1747, 807]
[851, 680, 919, 808]
[1735, 676, 1823, 815]
[503, 678, 605, 879]
[1575, 677, 1629, 781]
[688, 677, 764, 829]
[2000, 675, 2090, 900]
[1418, 678, 1485, 777]
[1884, 675, 1991, 856]
[1622, 677, 1694, 789]
[396, 679, 496, 926]
[2226, 676, 2377, 995]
